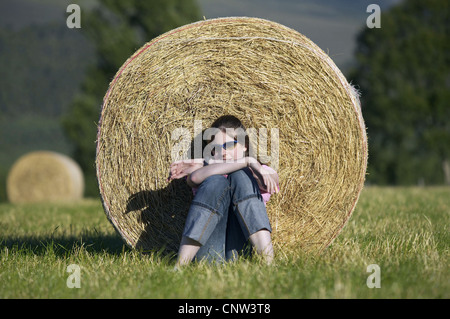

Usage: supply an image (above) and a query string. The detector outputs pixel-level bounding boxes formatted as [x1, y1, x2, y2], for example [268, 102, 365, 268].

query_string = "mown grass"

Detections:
[0, 187, 448, 299]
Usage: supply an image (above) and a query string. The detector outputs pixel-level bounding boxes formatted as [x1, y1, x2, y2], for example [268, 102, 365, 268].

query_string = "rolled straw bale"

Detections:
[7, 151, 84, 203]
[96, 17, 368, 253]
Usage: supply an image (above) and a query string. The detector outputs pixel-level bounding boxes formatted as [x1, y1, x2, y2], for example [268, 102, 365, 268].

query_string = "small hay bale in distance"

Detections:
[96, 17, 368, 253]
[7, 151, 84, 203]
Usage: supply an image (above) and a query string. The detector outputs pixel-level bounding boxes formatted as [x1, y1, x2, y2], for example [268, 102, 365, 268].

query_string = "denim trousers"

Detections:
[182, 168, 272, 263]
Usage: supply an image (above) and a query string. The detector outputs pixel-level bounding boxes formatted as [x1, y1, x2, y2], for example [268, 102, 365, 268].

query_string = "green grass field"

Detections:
[0, 187, 448, 299]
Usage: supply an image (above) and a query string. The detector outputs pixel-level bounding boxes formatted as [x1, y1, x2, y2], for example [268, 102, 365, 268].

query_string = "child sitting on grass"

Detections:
[168, 115, 279, 267]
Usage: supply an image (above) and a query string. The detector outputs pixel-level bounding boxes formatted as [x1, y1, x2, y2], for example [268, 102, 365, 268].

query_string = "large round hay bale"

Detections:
[7, 151, 84, 203]
[96, 17, 368, 253]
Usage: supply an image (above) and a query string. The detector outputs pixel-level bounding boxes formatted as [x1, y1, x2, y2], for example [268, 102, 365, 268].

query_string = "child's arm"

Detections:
[187, 159, 248, 188]
[168, 159, 204, 181]
[187, 157, 279, 194]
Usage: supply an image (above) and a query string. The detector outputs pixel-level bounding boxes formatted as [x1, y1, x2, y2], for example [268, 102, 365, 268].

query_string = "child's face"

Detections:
[210, 130, 247, 161]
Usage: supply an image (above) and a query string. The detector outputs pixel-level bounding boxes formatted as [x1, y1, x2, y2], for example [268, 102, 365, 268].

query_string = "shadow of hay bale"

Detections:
[1, 233, 126, 256]
[123, 179, 193, 253]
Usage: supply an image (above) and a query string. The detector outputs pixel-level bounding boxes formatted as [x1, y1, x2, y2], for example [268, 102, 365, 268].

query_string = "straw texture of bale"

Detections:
[7, 151, 84, 203]
[96, 17, 368, 254]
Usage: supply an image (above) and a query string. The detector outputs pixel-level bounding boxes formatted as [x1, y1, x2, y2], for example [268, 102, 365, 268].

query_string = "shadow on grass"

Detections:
[0, 232, 129, 257]
[1, 231, 179, 263]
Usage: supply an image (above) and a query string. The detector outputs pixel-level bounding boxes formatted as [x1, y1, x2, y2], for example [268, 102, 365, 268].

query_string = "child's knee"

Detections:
[199, 175, 229, 191]
[227, 169, 255, 190]
[193, 175, 230, 205]
[227, 169, 250, 185]
[228, 169, 261, 203]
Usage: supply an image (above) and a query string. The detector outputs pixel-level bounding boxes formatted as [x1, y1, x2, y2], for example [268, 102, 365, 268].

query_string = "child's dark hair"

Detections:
[205, 115, 250, 156]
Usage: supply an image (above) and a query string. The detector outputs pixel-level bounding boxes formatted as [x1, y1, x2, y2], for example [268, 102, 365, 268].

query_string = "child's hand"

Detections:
[168, 160, 203, 181]
[256, 166, 280, 194]
[248, 160, 279, 194]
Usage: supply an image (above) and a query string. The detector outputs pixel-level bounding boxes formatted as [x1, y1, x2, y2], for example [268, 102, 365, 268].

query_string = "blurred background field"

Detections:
[1, 0, 448, 200]
[0, 187, 448, 298]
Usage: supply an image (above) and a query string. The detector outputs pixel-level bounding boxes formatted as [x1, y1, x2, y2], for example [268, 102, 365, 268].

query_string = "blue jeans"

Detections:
[182, 168, 272, 263]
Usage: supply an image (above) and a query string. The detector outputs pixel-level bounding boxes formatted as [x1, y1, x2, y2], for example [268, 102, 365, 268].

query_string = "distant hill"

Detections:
[0, 0, 96, 30]
[198, 0, 403, 70]
[0, 0, 403, 71]
[0, 25, 94, 117]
